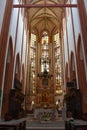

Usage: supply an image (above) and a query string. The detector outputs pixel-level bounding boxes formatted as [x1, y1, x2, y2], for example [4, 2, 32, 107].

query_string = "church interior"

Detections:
[0, 0, 87, 129]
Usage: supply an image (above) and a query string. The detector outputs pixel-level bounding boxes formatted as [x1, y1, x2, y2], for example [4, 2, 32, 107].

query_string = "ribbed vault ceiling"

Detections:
[25, 0, 67, 34]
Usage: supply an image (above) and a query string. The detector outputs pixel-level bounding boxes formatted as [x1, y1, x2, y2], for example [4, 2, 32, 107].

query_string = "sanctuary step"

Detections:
[26, 120, 65, 130]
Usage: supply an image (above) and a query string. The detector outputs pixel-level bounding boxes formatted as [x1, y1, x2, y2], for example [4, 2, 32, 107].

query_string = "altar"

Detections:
[34, 108, 56, 121]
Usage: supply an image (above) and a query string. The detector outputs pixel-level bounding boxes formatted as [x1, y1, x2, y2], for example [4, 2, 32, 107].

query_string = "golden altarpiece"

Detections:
[25, 32, 63, 110]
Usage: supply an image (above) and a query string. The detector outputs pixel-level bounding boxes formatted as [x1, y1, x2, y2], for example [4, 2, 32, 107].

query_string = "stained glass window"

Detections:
[54, 33, 62, 95]
[41, 31, 49, 72]
[30, 33, 36, 95]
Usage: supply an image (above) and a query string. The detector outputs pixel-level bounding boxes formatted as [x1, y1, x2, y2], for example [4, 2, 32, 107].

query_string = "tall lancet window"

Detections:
[41, 31, 49, 73]
[54, 33, 63, 95]
[30, 33, 36, 95]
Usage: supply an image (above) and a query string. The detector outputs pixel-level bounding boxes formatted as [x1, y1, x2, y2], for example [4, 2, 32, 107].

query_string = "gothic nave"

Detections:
[0, 0, 87, 130]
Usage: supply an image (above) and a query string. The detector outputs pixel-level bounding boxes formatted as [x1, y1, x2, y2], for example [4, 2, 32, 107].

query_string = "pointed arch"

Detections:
[77, 34, 85, 79]
[15, 53, 21, 80]
[7, 36, 13, 63]
[69, 51, 76, 81]
[71, 52, 75, 71]
[77, 34, 84, 60]
[77, 34, 87, 113]
[65, 62, 69, 82]
[21, 64, 25, 93]
[1, 36, 14, 118]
